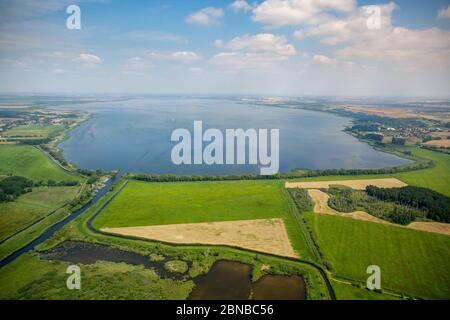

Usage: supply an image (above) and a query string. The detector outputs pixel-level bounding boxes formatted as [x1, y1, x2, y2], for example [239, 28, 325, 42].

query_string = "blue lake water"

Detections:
[59, 97, 411, 175]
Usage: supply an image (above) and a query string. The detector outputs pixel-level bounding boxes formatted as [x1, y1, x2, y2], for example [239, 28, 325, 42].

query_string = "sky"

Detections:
[0, 0, 450, 97]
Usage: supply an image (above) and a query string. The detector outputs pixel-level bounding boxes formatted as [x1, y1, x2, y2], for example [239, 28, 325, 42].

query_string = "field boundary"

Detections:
[86, 179, 337, 300]
[0, 201, 72, 245]
[282, 186, 322, 263]
[35, 145, 77, 175]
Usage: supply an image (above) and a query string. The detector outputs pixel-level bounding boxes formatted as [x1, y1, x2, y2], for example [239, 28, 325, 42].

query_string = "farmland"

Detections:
[290, 147, 450, 197]
[305, 212, 450, 299]
[0, 186, 79, 241]
[0, 254, 194, 300]
[0, 145, 80, 182]
[0, 185, 83, 261]
[102, 218, 298, 258]
[0, 179, 332, 300]
[3, 124, 64, 140]
[94, 180, 312, 259]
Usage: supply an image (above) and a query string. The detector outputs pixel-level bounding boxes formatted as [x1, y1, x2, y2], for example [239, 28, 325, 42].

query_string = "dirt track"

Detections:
[102, 218, 298, 258]
[308, 189, 450, 236]
[408, 222, 450, 236]
[286, 178, 407, 190]
[307, 189, 391, 225]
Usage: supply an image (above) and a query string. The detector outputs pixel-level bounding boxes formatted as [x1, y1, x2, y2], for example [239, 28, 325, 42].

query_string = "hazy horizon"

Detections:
[1, 0, 450, 96]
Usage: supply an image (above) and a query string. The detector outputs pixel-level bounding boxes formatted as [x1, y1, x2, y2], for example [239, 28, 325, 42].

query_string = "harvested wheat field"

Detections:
[102, 218, 298, 258]
[429, 132, 450, 138]
[286, 178, 407, 190]
[307, 189, 391, 225]
[423, 139, 450, 149]
[408, 222, 450, 236]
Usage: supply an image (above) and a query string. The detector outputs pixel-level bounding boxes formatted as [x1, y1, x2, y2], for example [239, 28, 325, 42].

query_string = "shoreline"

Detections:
[55, 102, 428, 180]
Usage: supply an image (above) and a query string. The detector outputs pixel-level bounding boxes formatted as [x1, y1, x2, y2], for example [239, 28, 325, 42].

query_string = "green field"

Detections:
[0, 145, 80, 182]
[3, 124, 64, 139]
[330, 279, 403, 300]
[0, 186, 79, 241]
[305, 212, 450, 299]
[0, 254, 193, 300]
[94, 180, 313, 258]
[291, 147, 450, 197]
[394, 147, 450, 196]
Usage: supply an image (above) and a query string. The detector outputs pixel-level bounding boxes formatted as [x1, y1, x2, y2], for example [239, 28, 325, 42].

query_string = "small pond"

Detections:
[188, 260, 306, 300]
[42, 242, 306, 300]
[41, 241, 189, 280]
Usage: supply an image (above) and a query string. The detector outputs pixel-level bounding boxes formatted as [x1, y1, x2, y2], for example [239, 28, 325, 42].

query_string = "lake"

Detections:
[59, 97, 411, 174]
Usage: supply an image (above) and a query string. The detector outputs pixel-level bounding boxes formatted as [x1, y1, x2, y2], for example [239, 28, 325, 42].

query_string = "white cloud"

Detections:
[302, 3, 450, 68]
[209, 52, 289, 70]
[171, 51, 201, 61]
[306, 3, 397, 45]
[186, 7, 224, 26]
[252, 0, 356, 27]
[78, 53, 102, 64]
[438, 5, 450, 19]
[76, 53, 102, 69]
[230, 0, 252, 13]
[210, 33, 297, 70]
[148, 51, 201, 62]
[212, 39, 224, 47]
[227, 33, 296, 56]
[312, 54, 336, 65]
[292, 29, 305, 40]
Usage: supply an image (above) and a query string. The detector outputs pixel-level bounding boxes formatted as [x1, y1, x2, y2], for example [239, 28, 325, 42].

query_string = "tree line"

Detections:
[0, 176, 79, 203]
[0, 176, 33, 202]
[130, 158, 432, 183]
[366, 186, 450, 223]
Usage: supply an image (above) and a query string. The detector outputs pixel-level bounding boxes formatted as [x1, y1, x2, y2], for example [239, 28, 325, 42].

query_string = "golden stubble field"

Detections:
[285, 178, 407, 190]
[102, 218, 298, 258]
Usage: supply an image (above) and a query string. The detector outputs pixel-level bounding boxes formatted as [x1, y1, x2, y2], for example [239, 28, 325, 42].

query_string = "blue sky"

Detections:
[1, 0, 450, 96]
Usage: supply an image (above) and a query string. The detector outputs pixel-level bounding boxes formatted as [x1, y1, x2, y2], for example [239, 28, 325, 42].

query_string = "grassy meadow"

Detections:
[0, 186, 79, 241]
[290, 147, 450, 197]
[0, 253, 194, 300]
[305, 212, 450, 299]
[94, 179, 313, 259]
[0, 145, 80, 182]
[393, 147, 450, 197]
[3, 124, 64, 140]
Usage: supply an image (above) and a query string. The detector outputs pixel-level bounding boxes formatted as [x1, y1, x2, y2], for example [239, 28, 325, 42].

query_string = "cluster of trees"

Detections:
[0, 176, 80, 203]
[67, 189, 91, 210]
[76, 168, 108, 185]
[0, 176, 33, 202]
[327, 186, 424, 225]
[20, 139, 51, 145]
[350, 124, 380, 132]
[132, 173, 281, 183]
[34, 180, 79, 187]
[392, 137, 406, 146]
[131, 157, 433, 183]
[288, 188, 312, 212]
[366, 186, 450, 223]
[363, 133, 384, 142]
